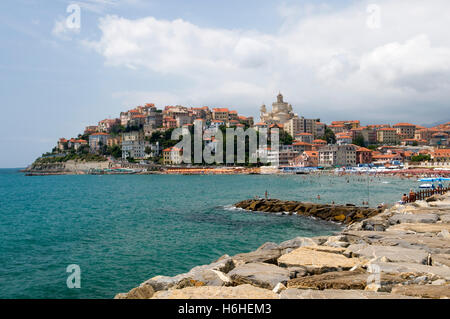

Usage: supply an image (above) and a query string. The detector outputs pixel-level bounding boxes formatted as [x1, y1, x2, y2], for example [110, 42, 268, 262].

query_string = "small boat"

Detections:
[419, 183, 433, 189]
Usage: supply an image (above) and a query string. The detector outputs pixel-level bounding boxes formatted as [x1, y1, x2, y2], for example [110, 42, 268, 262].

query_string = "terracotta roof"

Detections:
[433, 149, 450, 155]
[269, 123, 283, 128]
[213, 108, 229, 112]
[393, 123, 415, 127]
[303, 151, 318, 157]
[432, 132, 448, 137]
[163, 147, 183, 152]
[293, 141, 313, 146]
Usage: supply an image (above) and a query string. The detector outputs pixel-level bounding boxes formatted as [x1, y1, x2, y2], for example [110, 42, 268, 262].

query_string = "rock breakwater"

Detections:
[116, 192, 450, 299]
[234, 199, 382, 224]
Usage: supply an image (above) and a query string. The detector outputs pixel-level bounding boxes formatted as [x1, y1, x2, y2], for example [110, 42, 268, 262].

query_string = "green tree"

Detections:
[319, 128, 336, 144]
[279, 131, 293, 145]
[106, 145, 122, 159]
[352, 135, 365, 147]
[411, 154, 431, 162]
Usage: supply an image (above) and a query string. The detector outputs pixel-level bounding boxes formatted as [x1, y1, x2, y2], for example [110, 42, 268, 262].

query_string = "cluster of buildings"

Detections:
[57, 102, 255, 163]
[55, 93, 450, 168]
[253, 93, 450, 168]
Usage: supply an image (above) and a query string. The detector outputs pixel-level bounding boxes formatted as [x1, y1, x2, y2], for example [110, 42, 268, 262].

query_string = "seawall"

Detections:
[23, 160, 111, 175]
[234, 199, 382, 224]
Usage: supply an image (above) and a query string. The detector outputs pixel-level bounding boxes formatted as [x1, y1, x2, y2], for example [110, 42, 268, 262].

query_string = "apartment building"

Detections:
[377, 128, 399, 144]
[318, 144, 357, 167]
[121, 131, 147, 159]
[89, 133, 110, 153]
[285, 116, 323, 138]
[163, 147, 184, 165]
[212, 108, 230, 122]
[393, 123, 416, 139]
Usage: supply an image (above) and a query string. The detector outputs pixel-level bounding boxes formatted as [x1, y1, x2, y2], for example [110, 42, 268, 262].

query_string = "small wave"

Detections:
[222, 205, 245, 211]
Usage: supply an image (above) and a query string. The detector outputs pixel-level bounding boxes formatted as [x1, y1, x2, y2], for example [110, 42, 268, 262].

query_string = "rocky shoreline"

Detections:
[115, 193, 450, 299]
[234, 199, 383, 224]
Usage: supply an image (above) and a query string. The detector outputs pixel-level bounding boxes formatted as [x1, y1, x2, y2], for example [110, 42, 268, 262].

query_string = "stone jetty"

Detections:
[234, 199, 383, 224]
[115, 193, 450, 299]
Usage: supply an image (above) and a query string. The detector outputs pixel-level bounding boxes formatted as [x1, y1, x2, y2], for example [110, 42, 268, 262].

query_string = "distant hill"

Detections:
[420, 120, 450, 128]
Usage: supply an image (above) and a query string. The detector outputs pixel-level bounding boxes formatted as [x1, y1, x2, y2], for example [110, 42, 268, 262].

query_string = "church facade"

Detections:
[260, 93, 295, 126]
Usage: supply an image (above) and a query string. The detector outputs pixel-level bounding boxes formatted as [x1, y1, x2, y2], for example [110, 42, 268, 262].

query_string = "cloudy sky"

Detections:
[1, 0, 450, 167]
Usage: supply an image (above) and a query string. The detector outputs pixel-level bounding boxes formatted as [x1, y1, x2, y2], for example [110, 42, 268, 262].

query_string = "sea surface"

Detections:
[0, 168, 418, 299]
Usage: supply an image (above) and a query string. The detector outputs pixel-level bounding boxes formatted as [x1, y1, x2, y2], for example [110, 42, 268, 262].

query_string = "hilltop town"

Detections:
[28, 93, 450, 174]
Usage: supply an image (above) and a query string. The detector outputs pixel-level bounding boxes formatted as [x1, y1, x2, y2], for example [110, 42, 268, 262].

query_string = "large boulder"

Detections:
[344, 231, 450, 254]
[256, 242, 279, 251]
[114, 284, 155, 299]
[391, 284, 450, 299]
[388, 223, 450, 233]
[345, 244, 429, 264]
[280, 288, 416, 299]
[277, 247, 361, 273]
[389, 213, 439, 224]
[142, 256, 235, 291]
[228, 262, 290, 289]
[371, 261, 450, 280]
[232, 249, 281, 266]
[287, 269, 410, 291]
[432, 254, 450, 267]
[278, 237, 317, 254]
[151, 284, 278, 299]
[440, 214, 450, 223]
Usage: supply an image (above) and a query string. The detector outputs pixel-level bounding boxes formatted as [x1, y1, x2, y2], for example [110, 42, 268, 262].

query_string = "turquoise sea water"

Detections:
[0, 169, 417, 299]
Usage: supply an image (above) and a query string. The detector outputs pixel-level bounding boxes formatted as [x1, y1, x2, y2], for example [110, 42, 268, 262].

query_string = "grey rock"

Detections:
[326, 241, 350, 248]
[232, 249, 281, 266]
[280, 288, 417, 299]
[228, 262, 290, 289]
[389, 213, 439, 225]
[257, 242, 279, 251]
[440, 214, 450, 223]
[346, 244, 429, 264]
[144, 257, 235, 291]
[309, 236, 330, 245]
[373, 262, 450, 280]
[431, 279, 446, 285]
[391, 284, 450, 299]
[278, 237, 317, 250]
[114, 284, 155, 299]
[287, 269, 409, 291]
[287, 266, 308, 278]
[432, 254, 450, 267]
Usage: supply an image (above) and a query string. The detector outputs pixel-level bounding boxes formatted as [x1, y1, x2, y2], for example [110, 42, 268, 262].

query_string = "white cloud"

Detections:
[360, 34, 450, 91]
[52, 16, 80, 40]
[84, 0, 450, 123]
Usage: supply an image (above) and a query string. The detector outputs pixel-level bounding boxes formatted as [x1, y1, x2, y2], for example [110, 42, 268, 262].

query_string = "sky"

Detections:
[1, 0, 450, 168]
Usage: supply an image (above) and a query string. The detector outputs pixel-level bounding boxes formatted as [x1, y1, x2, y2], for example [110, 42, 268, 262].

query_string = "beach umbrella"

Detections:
[418, 177, 450, 182]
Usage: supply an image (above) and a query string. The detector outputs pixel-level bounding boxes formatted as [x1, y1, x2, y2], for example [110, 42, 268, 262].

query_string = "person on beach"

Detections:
[401, 194, 408, 204]
[265, 190, 268, 200]
[317, 194, 321, 200]
[409, 189, 416, 202]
